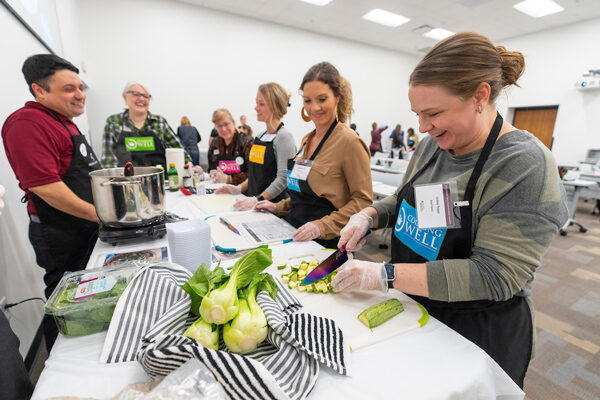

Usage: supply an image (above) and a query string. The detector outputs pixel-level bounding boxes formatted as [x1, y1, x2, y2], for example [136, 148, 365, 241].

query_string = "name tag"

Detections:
[394, 199, 446, 261]
[414, 182, 464, 229]
[290, 159, 312, 180]
[287, 170, 300, 192]
[219, 160, 241, 174]
[125, 136, 155, 151]
[249, 144, 266, 164]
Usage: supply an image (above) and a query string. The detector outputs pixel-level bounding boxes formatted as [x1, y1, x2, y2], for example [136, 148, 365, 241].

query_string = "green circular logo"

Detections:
[126, 139, 137, 150]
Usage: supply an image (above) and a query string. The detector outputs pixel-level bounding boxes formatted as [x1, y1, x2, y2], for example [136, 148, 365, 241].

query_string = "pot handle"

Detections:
[100, 179, 142, 187]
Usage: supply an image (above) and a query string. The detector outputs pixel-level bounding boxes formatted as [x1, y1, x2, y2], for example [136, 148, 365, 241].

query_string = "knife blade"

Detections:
[301, 246, 349, 285]
[300, 230, 371, 285]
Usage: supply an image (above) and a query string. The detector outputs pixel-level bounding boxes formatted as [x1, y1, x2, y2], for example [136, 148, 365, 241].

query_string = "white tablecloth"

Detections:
[32, 192, 524, 400]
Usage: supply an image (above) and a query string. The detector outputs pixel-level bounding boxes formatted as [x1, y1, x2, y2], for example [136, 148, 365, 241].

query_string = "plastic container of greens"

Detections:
[45, 263, 142, 336]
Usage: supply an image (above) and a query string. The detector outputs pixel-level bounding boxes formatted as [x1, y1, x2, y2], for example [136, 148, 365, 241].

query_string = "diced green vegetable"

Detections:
[358, 299, 404, 329]
[280, 259, 339, 295]
[277, 263, 287, 270]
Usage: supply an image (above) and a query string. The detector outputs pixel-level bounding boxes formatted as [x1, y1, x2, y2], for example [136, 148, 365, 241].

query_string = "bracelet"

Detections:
[257, 195, 265, 201]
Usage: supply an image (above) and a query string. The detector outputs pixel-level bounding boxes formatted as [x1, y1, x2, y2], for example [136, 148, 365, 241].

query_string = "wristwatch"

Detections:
[257, 195, 265, 201]
[384, 263, 395, 289]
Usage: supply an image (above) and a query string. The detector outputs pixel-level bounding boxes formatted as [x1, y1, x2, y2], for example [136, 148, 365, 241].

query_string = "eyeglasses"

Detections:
[126, 91, 151, 100]
[215, 121, 233, 129]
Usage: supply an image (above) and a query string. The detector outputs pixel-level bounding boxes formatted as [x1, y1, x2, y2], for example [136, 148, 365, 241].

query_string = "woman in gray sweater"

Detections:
[216, 82, 296, 210]
[332, 32, 568, 388]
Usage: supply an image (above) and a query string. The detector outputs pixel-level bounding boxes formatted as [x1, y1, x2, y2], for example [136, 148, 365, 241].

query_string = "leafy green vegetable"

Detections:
[184, 317, 219, 350]
[222, 283, 268, 354]
[200, 246, 272, 324]
[48, 275, 133, 336]
[182, 264, 229, 317]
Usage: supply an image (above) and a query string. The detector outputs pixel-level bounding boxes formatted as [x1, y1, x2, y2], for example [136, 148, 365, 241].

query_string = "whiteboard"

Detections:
[4, 0, 64, 55]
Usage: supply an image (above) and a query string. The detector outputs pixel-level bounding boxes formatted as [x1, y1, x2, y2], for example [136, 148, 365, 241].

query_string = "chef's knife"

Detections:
[301, 230, 370, 285]
[301, 246, 349, 285]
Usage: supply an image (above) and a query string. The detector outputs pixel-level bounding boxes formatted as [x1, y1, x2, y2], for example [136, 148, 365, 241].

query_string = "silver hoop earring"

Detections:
[477, 105, 482, 114]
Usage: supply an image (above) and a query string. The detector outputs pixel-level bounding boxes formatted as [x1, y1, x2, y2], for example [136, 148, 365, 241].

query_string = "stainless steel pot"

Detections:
[90, 166, 166, 228]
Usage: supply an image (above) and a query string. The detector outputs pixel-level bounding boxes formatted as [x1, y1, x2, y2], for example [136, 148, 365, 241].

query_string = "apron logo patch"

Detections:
[287, 170, 300, 192]
[218, 160, 241, 174]
[249, 144, 266, 164]
[79, 143, 88, 157]
[394, 199, 446, 261]
[125, 137, 155, 151]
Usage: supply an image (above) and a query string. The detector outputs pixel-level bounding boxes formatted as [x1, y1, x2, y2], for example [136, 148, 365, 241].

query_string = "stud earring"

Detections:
[301, 107, 311, 122]
[477, 105, 483, 114]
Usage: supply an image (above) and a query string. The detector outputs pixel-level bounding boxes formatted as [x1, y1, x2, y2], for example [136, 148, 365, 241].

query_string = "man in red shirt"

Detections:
[2, 54, 101, 350]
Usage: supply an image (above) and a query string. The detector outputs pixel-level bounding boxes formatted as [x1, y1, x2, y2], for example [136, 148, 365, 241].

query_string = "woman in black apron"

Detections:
[215, 83, 297, 210]
[332, 32, 568, 388]
[255, 62, 372, 249]
[207, 108, 253, 186]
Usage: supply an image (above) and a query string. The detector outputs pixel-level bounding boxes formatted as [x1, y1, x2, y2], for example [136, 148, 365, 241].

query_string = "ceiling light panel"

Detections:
[424, 28, 455, 41]
[297, 0, 332, 6]
[362, 8, 410, 27]
[513, 0, 565, 18]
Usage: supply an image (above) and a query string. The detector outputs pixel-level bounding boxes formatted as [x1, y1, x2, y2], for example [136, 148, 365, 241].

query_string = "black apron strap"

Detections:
[462, 112, 503, 249]
[294, 120, 337, 160]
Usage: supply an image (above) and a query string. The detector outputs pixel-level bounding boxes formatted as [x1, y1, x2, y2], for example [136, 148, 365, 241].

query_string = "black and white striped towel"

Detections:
[101, 262, 351, 400]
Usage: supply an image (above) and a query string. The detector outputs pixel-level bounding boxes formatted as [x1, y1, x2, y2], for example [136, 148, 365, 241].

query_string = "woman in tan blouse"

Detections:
[255, 62, 372, 248]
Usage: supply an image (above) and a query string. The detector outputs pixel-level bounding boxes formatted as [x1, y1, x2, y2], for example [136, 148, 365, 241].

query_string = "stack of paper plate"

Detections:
[166, 218, 212, 272]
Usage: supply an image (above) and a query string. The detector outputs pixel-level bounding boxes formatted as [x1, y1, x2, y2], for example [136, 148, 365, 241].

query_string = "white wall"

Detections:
[0, 5, 51, 358]
[497, 17, 600, 164]
[74, 0, 420, 154]
[0, 0, 85, 357]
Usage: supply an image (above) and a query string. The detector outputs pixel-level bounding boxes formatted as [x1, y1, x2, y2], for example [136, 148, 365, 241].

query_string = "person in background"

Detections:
[101, 82, 196, 170]
[255, 62, 372, 248]
[406, 127, 419, 151]
[332, 32, 568, 388]
[216, 83, 297, 210]
[208, 108, 253, 184]
[238, 114, 253, 137]
[0, 311, 33, 400]
[350, 123, 360, 136]
[2, 54, 101, 350]
[390, 124, 406, 158]
[209, 126, 218, 146]
[177, 116, 201, 166]
[369, 121, 388, 156]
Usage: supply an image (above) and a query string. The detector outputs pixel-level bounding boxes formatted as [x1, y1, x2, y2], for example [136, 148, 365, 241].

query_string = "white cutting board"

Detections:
[266, 251, 428, 352]
[190, 194, 238, 214]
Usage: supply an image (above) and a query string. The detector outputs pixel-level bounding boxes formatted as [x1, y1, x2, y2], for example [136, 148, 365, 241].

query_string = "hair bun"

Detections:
[496, 45, 525, 87]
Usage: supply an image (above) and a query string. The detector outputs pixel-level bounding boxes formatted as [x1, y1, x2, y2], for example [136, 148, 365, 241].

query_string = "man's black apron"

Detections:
[247, 123, 288, 202]
[28, 112, 101, 298]
[115, 119, 167, 167]
[390, 113, 532, 388]
[287, 121, 338, 249]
